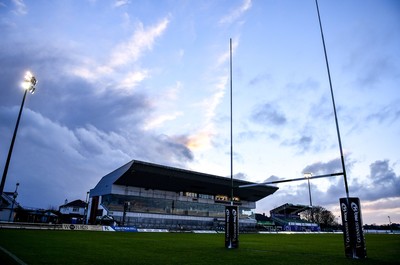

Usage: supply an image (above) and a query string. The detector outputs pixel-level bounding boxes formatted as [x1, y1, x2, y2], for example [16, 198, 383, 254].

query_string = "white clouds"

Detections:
[251, 103, 287, 126]
[184, 66, 228, 151]
[183, 38, 241, 152]
[216, 38, 239, 67]
[69, 17, 170, 93]
[12, 0, 27, 15]
[114, 0, 130, 8]
[164, 81, 182, 101]
[117, 69, 149, 90]
[143, 112, 183, 131]
[219, 0, 252, 25]
[109, 18, 170, 68]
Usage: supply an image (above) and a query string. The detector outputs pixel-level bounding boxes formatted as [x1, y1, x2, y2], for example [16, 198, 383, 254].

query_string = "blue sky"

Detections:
[1, 0, 399, 225]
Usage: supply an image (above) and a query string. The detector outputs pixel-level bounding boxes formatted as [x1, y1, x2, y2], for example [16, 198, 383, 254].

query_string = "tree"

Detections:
[300, 205, 337, 228]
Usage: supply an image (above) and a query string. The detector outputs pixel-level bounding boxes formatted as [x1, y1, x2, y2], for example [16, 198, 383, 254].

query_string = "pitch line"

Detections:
[0, 246, 27, 265]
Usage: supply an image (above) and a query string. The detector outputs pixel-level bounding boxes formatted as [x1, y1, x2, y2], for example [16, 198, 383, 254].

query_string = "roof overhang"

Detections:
[110, 160, 278, 202]
[270, 203, 311, 215]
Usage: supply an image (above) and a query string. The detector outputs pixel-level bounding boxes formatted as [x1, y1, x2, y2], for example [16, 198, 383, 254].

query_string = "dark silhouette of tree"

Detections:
[300, 205, 337, 228]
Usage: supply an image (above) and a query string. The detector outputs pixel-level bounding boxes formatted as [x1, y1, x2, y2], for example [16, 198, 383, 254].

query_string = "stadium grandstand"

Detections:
[270, 203, 320, 232]
[255, 213, 279, 232]
[88, 160, 278, 231]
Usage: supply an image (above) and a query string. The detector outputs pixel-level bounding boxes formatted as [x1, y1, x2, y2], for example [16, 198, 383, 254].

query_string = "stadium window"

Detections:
[215, 195, 229, 202]
[72, 207, 79, 212]
[233, 197, 240, 202]
[198, 194, 214, 200]
[185, 192, 197, 198]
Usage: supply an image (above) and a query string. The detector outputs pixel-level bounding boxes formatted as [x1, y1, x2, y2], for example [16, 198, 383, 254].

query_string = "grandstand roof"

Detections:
[91, 160, 278, 202]
[270, 203, 311, 215]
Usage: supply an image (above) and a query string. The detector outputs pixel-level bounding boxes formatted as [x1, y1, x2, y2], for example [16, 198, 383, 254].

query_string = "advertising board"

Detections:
[225, 205, 239, 249]
[340, 197, 367, 259]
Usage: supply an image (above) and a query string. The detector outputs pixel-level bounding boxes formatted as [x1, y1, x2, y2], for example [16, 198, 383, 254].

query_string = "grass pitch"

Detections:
[0, 230, 399, 265]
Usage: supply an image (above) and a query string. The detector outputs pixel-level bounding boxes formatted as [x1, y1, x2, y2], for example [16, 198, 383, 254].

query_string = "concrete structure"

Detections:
[270, 203, 320, 232]
[88, 160, 278, 231]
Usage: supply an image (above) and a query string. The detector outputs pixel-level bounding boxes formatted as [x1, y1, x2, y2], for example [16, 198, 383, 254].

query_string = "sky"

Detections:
[0, 0, 399, 225]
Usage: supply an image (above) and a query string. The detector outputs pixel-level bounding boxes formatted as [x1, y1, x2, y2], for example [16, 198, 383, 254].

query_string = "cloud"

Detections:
[301, 157, 343, 175]
[361, 198, 400, 214]
[109, 17, 169, 68]
[70, 17, 170, 93]
[0, 105, 194, 207]
[155, 135, 194, 165]
[216, 38, 239, 67]
[185, 126, 215, 151]
[251, 103, 287, 126]
[262, 175, 284, 186]
[249, 72, 271, 86]
[117, 69, 149, 90]
[355, 56, 397, 89]
[143, 112, 183, 131]
[232, 172, 247, 181]
[282, 135, 313, 153]
[354, 160, 400, 201]
[182, 39, 238, 152]
[257, 159, 400, 224]
[300, 159, 400, 204]
[114, 0, 130, 8]
[263, 175, 282, 182]
[219, 0, 252, 25]
[0, 16, 192, 208]
[366, 102, 400, 125]
[12, 0, 27, 15]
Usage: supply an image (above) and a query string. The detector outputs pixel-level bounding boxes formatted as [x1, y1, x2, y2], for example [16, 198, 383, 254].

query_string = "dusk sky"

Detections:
[1, 0, 399, 225]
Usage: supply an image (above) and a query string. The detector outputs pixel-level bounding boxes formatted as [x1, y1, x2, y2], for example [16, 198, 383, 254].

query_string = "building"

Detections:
[59, 199, 87, 224]
[255, 213, 278, 231]
[88, 160, 278, 231]
[270, 203, 320, 232]
[0, 191, 20, 222]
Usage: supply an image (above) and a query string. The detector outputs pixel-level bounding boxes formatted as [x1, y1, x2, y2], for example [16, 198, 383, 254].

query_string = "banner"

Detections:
[340, 197, 367, 259]
[225, 205, 239, 249]
[62, 224, 103, 231]
[112, 226, 138, 232]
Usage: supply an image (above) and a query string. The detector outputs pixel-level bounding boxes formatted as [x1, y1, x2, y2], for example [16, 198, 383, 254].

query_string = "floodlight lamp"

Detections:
[21, 71, 37, 94]
[304, 172, 313, 178]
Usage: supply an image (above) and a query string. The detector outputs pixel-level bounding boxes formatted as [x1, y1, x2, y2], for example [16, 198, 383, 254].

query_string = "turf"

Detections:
[0, 230, 399, 265]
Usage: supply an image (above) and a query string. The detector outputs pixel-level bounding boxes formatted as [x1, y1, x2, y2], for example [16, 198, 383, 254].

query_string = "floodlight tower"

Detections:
[0, 71, 37, 196]
[304, 172, 313, 207]
[304, 172, 313, 222]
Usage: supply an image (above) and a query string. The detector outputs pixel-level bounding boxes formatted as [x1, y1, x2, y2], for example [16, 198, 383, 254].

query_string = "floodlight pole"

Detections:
[304, 173, 313, 207]
[307, 178, 312, 207]
[0, 71, 36, 198]
[306, 177, 313, 223]
[0, 89, 32, 197]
